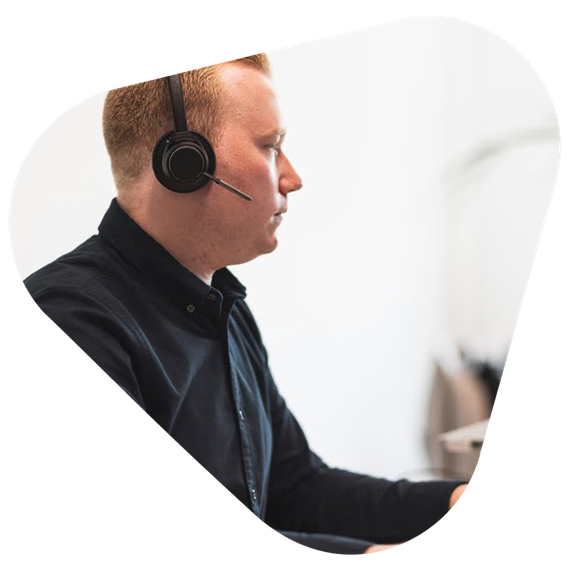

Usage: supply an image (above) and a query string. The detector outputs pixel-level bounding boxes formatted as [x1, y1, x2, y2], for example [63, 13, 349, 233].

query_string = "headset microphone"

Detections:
[152, 74, 252, 202]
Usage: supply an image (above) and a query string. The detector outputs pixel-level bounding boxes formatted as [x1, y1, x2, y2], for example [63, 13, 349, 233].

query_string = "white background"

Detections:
[10, 19, 558, 481]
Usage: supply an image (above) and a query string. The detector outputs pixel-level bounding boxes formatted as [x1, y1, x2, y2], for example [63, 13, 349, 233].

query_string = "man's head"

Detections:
[102, 54, 302, 278]
[103, 54, 271, 191]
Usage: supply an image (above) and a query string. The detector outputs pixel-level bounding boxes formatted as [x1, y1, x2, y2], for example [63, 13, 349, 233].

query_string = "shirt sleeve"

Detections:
[28, 285, 146, 407]
[262, 355, 465, 545]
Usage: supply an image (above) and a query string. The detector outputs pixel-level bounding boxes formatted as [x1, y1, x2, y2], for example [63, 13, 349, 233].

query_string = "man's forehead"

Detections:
[218, 64, 283, 132]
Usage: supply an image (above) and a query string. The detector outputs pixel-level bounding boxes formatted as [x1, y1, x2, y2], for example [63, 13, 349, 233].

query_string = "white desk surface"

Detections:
[439, 419, 489, 453]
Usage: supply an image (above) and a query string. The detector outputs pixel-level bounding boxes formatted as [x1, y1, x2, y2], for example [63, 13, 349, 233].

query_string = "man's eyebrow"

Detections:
[258, 128, 287, 140]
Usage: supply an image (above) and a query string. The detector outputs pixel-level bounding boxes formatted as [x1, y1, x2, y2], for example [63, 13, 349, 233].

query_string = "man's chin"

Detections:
[254, 239, 279, 260]
[230, 238, 278, 266]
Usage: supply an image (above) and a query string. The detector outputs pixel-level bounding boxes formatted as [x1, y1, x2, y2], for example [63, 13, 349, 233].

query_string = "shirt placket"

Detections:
[223, 306, 260, 517]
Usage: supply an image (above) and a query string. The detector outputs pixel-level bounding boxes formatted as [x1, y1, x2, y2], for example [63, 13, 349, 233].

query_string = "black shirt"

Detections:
[24, 199, 462, 555]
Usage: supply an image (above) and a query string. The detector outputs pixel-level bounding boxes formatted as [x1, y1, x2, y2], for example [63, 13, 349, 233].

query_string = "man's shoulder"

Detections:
[23, 235, 143, 348]
[24, 235, 119, 304]
[22, 236, 125, 314]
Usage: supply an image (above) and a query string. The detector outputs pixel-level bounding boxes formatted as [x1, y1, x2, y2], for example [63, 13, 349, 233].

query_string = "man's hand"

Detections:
[364, 543, 401, 554]
[449, 484, 467, 509]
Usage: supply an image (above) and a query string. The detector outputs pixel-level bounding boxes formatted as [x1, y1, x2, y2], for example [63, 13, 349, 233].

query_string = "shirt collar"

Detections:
[98, 199, 247, 314]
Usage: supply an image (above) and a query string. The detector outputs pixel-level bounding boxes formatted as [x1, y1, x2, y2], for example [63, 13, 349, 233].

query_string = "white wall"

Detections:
[10, 18, 558, 480]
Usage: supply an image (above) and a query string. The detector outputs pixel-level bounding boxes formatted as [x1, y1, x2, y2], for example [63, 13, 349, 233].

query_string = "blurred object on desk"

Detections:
[439, 419, 489, 453]
[424, 343, 505, 480]
[461, 346, 506, 411]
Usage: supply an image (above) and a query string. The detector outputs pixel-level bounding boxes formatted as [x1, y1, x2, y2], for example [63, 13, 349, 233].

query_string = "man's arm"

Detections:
[264, 372, 467, 545]
[363, 483, 467, 553]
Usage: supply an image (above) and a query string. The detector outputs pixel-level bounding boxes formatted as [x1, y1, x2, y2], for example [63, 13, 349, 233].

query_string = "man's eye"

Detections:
[265, 144, 280, 155]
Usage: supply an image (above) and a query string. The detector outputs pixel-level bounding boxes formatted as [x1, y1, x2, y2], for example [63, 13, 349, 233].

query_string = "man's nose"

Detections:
[279, 154, 303, 195]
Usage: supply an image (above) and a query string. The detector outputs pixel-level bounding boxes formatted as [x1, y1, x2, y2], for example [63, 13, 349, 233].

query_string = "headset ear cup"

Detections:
[152, 130, 217, 193]
[167, 143, 205, 181]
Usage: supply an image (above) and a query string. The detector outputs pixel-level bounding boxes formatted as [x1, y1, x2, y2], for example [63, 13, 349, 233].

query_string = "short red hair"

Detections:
[102, 53, 271, 190]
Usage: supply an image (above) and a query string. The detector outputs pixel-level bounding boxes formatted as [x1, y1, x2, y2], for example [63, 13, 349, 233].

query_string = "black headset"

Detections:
[152, 74, 252, 201]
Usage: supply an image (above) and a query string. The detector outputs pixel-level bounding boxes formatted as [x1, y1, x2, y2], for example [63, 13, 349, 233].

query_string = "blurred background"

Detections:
[11, 18, 559, 481]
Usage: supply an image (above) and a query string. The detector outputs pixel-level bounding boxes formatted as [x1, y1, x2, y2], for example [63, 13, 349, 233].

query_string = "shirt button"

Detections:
[251, 488, 257, 502]
[238, 409, 244, 421]
[186, 304, 196, 313]
[206, 293, 217, 301]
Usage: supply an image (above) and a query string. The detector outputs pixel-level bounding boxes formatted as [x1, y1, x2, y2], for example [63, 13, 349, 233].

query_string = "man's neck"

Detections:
[117, 192, 219, 287]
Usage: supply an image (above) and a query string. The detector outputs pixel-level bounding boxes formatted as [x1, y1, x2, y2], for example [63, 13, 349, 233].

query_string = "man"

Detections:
[25, 53, 466, 555]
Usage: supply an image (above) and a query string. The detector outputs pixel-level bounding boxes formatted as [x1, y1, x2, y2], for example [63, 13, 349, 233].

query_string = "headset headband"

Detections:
[167, 75, 188, 133]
